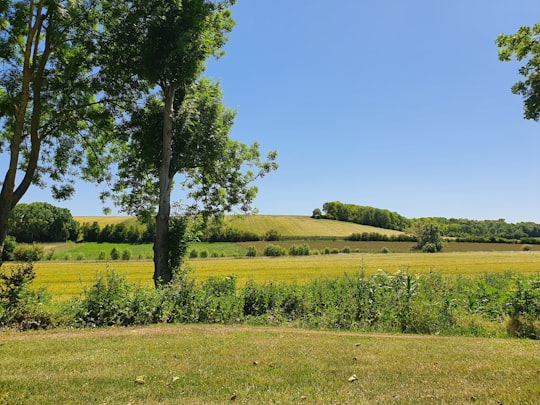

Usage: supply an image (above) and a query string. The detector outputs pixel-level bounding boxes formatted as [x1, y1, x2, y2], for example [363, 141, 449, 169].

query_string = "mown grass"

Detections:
[25, 251, 540, 301]
[0, 324, 538, 404]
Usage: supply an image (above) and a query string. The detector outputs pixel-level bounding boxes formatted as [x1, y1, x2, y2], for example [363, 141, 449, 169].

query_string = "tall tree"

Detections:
[0, 1, 115, 266]
[497, 24, 540, 120]
[102, 0, 277, 285]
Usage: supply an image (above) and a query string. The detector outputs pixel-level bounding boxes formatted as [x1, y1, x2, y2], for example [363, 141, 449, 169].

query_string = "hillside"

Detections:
[74, 215, 404, 238]
[226, 215, 403, 238]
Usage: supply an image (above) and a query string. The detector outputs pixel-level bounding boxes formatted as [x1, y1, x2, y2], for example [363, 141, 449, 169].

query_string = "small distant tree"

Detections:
[311, 208, 322, 219]
[413, 222, 443, 253]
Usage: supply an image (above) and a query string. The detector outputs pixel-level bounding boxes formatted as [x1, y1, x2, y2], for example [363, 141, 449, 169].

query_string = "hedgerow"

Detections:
[2, 265, 539, 339]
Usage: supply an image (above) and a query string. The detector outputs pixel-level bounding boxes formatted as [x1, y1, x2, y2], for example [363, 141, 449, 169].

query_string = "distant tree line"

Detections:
[313, 201, 411, 231]
[315, 201, 540, 242]
[414, 217, 540, 241]
[7, 202, 154, 244]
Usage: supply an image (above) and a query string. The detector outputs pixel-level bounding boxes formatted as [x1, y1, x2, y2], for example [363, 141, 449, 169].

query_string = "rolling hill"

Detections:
[75, 215, 404, 238]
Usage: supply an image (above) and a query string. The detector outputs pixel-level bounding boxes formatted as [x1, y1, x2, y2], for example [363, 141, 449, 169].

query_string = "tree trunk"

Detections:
[153, 84, 177, 286]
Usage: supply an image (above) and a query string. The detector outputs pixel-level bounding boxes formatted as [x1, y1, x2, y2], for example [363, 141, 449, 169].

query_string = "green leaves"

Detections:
[497, 23, 540, 121]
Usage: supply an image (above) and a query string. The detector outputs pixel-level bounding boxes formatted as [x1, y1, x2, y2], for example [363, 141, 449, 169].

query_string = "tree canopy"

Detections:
[0, 1, 117, 264]
[497, 24, 540, 121]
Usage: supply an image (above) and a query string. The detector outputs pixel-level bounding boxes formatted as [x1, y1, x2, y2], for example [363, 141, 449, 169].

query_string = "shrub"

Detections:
[121, 249, 132, 260]
[98, 251, 106, 260]
[264, 229, 281, 241]
[342, 246, 351, 254]
[522, 244, 532, 251]
[13, 244, 44, 262]
[2, 236, 16, 261]
[0, 263, 55, 330]
[189, 249, 199, 258]
[76, 253, 85, 261]
[246, 246, 257, 257]
[264, 244, 286, 257]
[289, 244, 310, 256]
[199, 250, 209, 258]
[324, 247, 331, 255]
[110, 247, 120, 260]
[381, 247, 390, 254]
[330, 248, 340, 254]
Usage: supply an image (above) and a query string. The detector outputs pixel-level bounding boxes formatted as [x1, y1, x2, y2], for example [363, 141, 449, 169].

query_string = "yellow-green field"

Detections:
[74, 214, 405, 238]
[74, 216, 138, 226]
[226, 215, 404, 237]
[26, 251, 540, 300]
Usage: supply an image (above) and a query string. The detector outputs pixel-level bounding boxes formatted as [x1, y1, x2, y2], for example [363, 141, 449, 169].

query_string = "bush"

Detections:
[381, 247, 390, 253]
[76, 253, 85, 261]
[189, 249, 199, 258]
[342, 246, 351, 254]
[246, 246, 257, 257]
[110, 247, 120, 260]
[2, 236, 16, 261]
[0, 263, 55, 330]
[522, 244, 532, 251]
[199, 250, 209, 258]
[13, 244, 44, 262]
[264, 244, 286, 257]
[264, 229, 281, 241]
[98, 251, 106, 260]
[121, 249, 132, 260]
[289, 244, 310, 256]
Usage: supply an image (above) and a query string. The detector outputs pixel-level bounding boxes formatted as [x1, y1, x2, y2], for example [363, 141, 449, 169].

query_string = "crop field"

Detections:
[1, 325, 539, 404]
[226, 215, 404, 237]
[74, 216, 139, 226]
[25, 251, 540, 301]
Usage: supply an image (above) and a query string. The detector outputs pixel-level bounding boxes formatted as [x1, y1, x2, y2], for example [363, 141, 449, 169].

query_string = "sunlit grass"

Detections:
[0, 325, 539, 404]
[24, 251, 540, 301]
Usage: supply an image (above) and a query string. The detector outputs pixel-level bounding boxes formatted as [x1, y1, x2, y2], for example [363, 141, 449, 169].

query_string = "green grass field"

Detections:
[1, 325, 539, 404]
[27, 251, 540, 301]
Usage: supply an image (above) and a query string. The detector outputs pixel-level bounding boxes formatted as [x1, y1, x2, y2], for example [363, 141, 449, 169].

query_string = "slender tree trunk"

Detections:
[153, 84, 177, 286]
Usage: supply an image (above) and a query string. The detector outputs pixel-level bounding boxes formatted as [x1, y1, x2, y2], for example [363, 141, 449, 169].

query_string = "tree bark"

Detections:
[153, 84, 177, 286]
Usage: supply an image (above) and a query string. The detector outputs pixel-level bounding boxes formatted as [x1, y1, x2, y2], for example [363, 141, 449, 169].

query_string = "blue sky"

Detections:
[11, 0, 540, 222]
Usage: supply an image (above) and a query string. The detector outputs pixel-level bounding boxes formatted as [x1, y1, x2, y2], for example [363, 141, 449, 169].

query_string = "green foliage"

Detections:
[121, 249, 132, 260]
[12, 244, 45, 262]
[264, 229, 281, 241]
[0, 263, 54, 330]
[413, 222, 443, 253]
[110, 247, 120, 260]
[288, 244, 310, 256]
[348, 232, 415, 242]
[321, 201, 411, 230]
[264, 244, 287, 257]
[1, 236, 16, 261]
[8, 203, 79, 243]
[189, 249, 199, 259]
[246, 246, 257, 257]
[497, 24, 540, 121]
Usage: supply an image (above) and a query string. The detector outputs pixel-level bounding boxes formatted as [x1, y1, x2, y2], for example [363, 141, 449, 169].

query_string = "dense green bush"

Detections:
[1, 236, 16, 261]
[110, 247, 120, 260]
[12, 244, 44, 262]
[0, 264, 55, 330]
[288, 244, 310, 256]
[246, 246, 257, 257]
[121, 249, 132, 260]
[264, 244, 286, 257]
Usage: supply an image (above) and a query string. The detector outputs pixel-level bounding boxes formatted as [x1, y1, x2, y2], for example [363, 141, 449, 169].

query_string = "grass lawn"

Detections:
[26, 251, 540, 301]
[0, 324, 538, 404]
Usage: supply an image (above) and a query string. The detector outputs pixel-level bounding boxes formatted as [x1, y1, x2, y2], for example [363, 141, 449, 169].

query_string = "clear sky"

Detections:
[10, 0, 540, 222]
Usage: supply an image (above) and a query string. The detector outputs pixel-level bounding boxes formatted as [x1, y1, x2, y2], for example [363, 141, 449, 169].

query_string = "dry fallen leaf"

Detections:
[135, 376, 145, 385]
[230, 393, 237, 401]
[348, 374, 358, 382]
